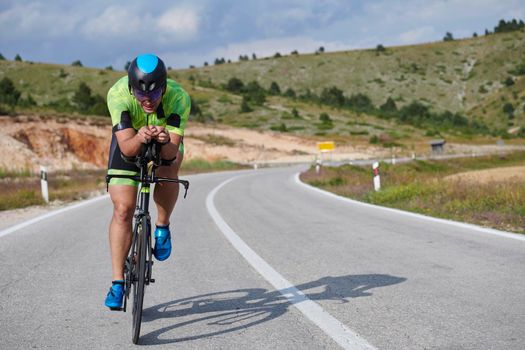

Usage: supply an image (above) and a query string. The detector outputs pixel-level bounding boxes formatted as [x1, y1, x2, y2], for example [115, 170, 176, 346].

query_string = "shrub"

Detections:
[503, 103, 515, 117]
[71, 60, 83, 67]
[0, 53, 5, 60]
[320, 112, 332, 124]
[270, 123, 287, 132]
[369, 135, 380, 144]
[268, 81, 281, 95]
[244, 81, 266, 105]
[72, 82, 108, 115]
[14, 54, 22, 61]
[503, 77, 515, 86]
[0, 78, 21, 105]
[320, 86, 345, 107]
[380, 97, 397, 113]
[284, 88, 296, 98]
[443, 32, 454, 41]
[240, 96, 252, 113]
[226, 77, 244, 93]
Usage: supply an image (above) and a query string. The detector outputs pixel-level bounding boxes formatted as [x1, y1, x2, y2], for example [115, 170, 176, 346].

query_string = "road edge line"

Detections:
[0, 194, 110, 239]
[206, 176, 377, 350]
[294, 172, 525, 242]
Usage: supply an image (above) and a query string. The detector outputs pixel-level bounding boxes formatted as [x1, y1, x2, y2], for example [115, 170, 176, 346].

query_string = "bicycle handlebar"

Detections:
[105, 174, 190, 198]
[106, 141, 189, 198]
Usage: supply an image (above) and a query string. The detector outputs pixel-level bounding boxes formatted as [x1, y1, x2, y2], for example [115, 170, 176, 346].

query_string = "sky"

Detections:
[0, 0, 523, 70]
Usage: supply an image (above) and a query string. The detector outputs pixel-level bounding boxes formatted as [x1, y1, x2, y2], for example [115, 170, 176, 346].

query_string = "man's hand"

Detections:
[149, 126, 171, 144]
[137, 126, 154, 144]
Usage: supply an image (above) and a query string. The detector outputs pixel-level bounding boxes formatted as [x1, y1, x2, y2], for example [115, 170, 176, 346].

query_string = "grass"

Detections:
[300, 152, 525, 233]
[0, 159, 248, 211]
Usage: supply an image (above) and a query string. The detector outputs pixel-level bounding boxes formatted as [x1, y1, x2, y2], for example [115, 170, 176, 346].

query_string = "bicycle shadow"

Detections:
[139, 274, 406, 345]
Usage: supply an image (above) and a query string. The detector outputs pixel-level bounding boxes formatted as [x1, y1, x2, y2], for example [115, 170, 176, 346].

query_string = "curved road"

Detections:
[0, 166, 524, 349]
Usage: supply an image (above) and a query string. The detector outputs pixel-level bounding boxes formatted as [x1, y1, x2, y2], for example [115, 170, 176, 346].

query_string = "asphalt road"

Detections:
[1, 166, 524, 349]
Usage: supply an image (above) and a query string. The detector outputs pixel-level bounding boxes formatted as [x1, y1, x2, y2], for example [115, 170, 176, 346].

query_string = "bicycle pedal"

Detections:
[149, 278, 155, 283]
[109, 307, 124, 312]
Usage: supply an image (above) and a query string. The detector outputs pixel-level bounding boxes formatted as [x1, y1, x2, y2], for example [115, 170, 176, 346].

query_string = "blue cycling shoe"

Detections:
[104, 280, 125, 310]
[153, 225, 172, 261]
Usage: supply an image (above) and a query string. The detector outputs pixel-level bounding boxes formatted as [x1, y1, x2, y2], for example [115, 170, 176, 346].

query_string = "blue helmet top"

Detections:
[128, 54, 167, 92]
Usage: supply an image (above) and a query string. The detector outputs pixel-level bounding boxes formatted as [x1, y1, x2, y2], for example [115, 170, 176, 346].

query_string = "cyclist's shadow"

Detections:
[140, 274, 406, 345]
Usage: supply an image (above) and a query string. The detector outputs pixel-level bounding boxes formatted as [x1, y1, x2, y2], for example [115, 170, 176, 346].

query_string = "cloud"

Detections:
[81, 4, 200, 44]
[157, 6, 200, 37]
[81, 6, 143, 39]
[398, 26, 436, 44]
[0, 2, 80, 39]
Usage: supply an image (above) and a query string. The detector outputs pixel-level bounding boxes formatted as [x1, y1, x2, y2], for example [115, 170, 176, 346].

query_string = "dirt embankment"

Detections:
[0, 115, 381, 172]
[0, 115, 111, 172]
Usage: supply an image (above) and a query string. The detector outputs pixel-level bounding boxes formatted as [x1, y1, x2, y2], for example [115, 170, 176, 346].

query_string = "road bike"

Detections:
[106, 141, 189, 344]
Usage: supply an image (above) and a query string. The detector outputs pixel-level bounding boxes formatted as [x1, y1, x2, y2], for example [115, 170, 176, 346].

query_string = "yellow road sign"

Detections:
[317, 141, 335, 152]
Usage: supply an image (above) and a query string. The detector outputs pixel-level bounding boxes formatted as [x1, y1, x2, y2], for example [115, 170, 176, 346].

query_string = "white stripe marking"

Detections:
[294, 173, 525, 242]
[0, 195, 109, 238]
[206, 176, 377, 350]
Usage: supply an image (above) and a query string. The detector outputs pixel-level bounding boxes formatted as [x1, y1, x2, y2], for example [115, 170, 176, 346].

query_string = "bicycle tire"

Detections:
[131, 215, 149, 344]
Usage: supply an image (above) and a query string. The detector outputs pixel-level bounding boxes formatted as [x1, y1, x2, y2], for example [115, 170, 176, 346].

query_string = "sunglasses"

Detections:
[133, 87, 163, 102]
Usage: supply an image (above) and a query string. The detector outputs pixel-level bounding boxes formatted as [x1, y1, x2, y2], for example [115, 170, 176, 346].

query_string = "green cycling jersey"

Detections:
[107, 76, 191, 136]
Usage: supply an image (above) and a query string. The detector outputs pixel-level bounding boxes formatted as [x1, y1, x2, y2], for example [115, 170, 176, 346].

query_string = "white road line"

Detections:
[294, 172, 525, 242]
[206, 176, 377, 350]
[0, 195, 109, 238]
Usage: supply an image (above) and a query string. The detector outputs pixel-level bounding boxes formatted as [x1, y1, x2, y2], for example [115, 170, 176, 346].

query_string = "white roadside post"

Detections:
[372, 162, 381, 191]
[315, 158, 321, 174]
[40, 166, 49, 203]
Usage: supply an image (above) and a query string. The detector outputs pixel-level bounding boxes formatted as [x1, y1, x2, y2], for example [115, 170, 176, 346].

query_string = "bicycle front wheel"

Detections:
[131, 215, 149, 344]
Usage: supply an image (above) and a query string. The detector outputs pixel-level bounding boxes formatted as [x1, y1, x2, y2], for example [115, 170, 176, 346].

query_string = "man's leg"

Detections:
[108, 185, 138, 281]
[153, 150, 184, 225]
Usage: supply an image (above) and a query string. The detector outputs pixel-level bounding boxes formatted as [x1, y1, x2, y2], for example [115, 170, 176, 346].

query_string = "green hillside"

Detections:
[174, 30, 525, 131]
[1, 29, 524, 149]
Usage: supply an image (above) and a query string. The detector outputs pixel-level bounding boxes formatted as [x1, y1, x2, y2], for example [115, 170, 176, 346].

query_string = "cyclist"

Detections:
[104, 54, 190, 309]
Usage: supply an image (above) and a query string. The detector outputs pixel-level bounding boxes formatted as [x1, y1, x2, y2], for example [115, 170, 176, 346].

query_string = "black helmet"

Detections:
[128, 54, 167, 93]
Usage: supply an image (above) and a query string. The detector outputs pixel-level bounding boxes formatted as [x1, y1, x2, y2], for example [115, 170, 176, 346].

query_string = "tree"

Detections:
[503, 103, 515, 117]
[268, 81, 281, 95]
[240, 96, 252, 113]
[0, 53, 5, 60]
[14, 54, 22, 61]
[319, 112, 332, 124]
[318, 46, 325, 53]
[473, 32, 478, 38]
[124, 61, 131, 71]
[105, 65, 113, 71]
[274, 52, 282, 58]
[283, 88, 296, 98]
[504, 77, 515, 86]
[380, 97, 397, 113]
[376, 44, 386, 52]
[72, 82, 94, 112]
[226, 77, 244, 93]
[252, 53, 257, 60]
[443, 32, 454, 41]
[291, 50, 299, 55]
[71, 60, 83, 67]
[204, 61, 208, 66]
[320, 86, 345, 107]
[0, 77, 21, 105]
[244, 81, 266, 105]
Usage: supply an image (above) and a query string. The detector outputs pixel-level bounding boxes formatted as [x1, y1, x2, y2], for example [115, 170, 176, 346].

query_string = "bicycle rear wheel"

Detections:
[131, 215, 149, 344]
